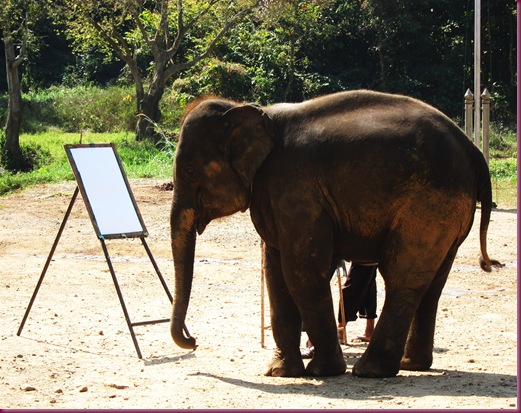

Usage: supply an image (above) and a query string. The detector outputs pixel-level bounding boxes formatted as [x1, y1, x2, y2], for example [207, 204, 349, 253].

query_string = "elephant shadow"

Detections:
[189, 352, 517, 401]
[495, 208, 517, 215]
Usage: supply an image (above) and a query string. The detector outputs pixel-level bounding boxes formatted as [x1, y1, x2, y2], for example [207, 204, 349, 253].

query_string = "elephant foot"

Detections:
[352, 354, 399, 378]
[305, 350, 346, 377]
[264, 352, 305, 377]
[400, 356, 432, 371]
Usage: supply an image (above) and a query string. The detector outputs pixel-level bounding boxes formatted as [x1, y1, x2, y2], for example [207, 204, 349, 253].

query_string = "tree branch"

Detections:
[87, 15, 133, 64]
[154, 0, 171, 47]
[167, 0, 220, 57]
[12, 15, 28, 70]
[130, 3, 154, 50]
[164, 7, 250, 80]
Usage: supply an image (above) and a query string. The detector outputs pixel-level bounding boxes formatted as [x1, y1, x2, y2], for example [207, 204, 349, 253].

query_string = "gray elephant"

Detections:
[169, 90, 501, 378]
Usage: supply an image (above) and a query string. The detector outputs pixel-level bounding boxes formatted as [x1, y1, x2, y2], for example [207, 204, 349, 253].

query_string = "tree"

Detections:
[58, 0, 257, 140]
[357, 0, 471, 116]
[0, 0, 44, 170]
[254, 0, 334, 101]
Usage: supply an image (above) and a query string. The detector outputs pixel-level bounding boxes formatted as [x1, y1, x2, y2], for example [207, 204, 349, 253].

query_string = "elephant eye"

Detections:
[183, 166, 198, 182]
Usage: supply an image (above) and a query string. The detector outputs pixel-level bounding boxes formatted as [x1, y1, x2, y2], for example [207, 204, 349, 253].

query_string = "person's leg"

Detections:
[338, 263, 376, 326]
[356, 267, 378, 341]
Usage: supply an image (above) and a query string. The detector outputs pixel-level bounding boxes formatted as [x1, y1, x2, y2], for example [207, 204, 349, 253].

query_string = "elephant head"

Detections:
[170, 99, 275, 349]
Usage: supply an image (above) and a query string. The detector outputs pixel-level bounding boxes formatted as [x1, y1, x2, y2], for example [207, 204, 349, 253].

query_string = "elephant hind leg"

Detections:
[400, 246, 459, 371]
[352, 287, 419, 378]
[353, 238, 455, 377]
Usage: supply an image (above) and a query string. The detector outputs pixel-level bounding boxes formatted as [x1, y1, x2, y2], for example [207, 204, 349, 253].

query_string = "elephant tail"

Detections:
[476, 160, 504, 272]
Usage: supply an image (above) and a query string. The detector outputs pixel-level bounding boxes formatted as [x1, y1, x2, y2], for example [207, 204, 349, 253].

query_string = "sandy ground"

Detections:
[0, 179, 517, 409]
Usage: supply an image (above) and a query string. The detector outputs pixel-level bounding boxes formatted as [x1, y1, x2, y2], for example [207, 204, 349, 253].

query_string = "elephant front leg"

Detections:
[279, 257, 346, 376]
[263, 244, 306, 377]
[296, 280, 346, 377]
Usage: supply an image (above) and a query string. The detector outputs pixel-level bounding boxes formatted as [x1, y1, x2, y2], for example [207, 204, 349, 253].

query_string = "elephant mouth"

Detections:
[193, 186, 251, 235]
[195, 207, 223, 235]
[194, 190, 209, 235]
[196, 217, 208, 235]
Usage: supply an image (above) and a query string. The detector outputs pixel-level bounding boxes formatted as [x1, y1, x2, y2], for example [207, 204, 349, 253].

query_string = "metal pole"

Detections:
[474, 0, 481, 147]
[17, 187, 80, 336]
[140, 236, 173, 303]
[481, 88, 491, 164]
[464, 89, 474, 139]
[100, 238, 143, 359]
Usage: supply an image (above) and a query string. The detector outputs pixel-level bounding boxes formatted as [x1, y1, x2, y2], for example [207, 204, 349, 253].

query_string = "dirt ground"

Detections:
[0, 179, 517, 409]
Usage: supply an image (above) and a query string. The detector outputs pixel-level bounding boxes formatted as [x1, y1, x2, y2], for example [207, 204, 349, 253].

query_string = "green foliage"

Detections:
[489, 159, 517, 183]
[0, 0, 515, 127]
[0, 86, 137, 134]
[0, 129, 52, 172]
[51, 86, 136, 132]
[54, 0, 258, 139]
[0, 131, 174, 195]
[487, 124, 517, 184]
[117, 139, 175, 179]
[489, 123, 517, 159]
[171, 59, 252, 103]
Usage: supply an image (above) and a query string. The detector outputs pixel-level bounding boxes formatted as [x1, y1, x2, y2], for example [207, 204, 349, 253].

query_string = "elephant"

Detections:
[169, 90, 502, 378]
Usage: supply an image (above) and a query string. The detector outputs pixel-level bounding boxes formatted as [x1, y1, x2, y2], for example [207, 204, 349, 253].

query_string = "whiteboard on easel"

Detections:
[65, 144, 148, 239]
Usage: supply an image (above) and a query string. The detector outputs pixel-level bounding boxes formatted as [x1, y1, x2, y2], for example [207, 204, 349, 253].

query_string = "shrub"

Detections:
[0, 130, 53, 172]
[52, 85, 136, 132]
[168, 59, 253, 122]
[489, 158, 517, 183]
[0, 86, 137, 134]
[489, 123, 517, 159]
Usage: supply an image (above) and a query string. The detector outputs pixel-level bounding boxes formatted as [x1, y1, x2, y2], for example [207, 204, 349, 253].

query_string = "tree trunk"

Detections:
[135, 67, 167, 141]
[135, 89, 165, 141]
[3, 38, 25, 170]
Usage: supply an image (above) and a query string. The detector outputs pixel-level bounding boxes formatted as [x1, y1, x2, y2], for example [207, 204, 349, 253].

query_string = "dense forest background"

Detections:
[0, 0, 517, 132]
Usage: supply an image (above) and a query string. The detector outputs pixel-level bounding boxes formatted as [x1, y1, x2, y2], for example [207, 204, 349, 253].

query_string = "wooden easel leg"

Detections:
[337, 269, 347, 344]
[17, 187, 80, 336]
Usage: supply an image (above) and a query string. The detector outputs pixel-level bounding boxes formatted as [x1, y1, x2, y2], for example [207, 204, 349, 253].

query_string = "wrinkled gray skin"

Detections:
[169, 90, 501, 378]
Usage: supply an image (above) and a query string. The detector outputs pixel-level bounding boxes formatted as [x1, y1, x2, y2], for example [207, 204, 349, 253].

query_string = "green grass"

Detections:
[487, 124, 517, 207]
[491, 179, 517, 209]
[0, 131, 175, 195]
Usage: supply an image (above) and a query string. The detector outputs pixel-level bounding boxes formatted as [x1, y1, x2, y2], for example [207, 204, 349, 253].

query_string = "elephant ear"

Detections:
[223, 105, 275, 187]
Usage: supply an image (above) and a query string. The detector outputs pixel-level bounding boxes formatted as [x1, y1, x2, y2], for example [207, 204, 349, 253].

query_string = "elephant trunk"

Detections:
[170, 204, 198, 349]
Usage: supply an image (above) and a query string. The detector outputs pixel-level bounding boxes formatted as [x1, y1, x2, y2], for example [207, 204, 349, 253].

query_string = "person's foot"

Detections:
[363, 319, 375, 341]
[352, 319, 374, 342]
[352, 335, 370, 343]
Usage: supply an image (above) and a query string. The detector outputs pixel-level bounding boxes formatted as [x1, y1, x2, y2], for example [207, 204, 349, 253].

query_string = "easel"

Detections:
[17, 143, 189, 359]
